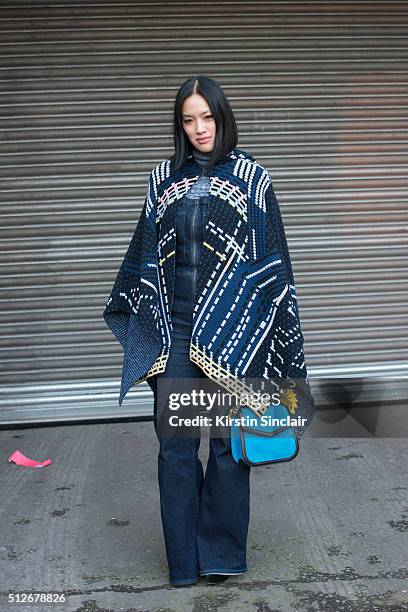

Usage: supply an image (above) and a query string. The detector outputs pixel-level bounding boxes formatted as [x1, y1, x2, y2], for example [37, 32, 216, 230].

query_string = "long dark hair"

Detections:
[169, 75, 238, 172]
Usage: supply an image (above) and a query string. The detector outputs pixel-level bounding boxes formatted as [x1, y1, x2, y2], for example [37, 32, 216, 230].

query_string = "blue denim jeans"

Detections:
[147, 194, 251, 586]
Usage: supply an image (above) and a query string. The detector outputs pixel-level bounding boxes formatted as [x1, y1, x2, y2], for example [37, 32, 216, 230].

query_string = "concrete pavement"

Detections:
[0, 418, 407, 611]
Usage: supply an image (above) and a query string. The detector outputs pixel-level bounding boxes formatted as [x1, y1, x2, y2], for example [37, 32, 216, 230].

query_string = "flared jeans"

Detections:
[147, 194, 251, 586]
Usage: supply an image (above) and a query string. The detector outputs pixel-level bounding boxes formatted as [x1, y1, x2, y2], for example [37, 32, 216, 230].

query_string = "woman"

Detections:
[146, 76, 251, 587]
[103, 75, 314, 587]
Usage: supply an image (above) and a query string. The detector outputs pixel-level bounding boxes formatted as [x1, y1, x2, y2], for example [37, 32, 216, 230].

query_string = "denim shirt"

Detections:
[171, 150, 212, 331]
[174, 193, 210, 273]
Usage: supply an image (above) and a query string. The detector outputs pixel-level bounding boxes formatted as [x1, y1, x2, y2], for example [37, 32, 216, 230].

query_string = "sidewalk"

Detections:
[0, 419, 407, 611]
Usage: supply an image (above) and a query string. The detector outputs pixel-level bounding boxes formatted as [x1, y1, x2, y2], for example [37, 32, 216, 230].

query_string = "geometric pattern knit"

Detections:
[103, 147, 315, 440]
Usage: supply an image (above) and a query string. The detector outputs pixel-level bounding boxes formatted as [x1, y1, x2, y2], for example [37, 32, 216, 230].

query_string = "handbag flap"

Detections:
[239, 423, 291, 437]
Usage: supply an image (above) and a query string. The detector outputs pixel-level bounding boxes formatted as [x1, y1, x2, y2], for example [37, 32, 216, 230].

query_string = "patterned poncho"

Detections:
[103, 148, 315, 440]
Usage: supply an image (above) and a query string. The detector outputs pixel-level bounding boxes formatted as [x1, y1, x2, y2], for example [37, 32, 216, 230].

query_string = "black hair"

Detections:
[169, 75, 238, 171]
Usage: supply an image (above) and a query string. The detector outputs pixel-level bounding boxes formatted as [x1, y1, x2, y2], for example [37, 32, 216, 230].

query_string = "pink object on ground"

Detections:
[8, 450, 52, 468]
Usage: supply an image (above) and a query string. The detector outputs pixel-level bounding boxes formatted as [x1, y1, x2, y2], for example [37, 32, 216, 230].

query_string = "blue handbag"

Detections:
[230, 402, 299, 466]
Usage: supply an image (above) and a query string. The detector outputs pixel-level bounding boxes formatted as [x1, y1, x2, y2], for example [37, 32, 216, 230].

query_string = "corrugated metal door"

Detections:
[1, 1, 407, 424]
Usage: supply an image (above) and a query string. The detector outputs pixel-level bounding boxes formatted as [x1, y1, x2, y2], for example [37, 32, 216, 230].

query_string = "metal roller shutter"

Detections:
[1, 1, 407, 424]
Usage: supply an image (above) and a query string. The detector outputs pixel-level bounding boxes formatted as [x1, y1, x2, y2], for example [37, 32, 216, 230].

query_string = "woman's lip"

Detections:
[197, 137, 210, 143]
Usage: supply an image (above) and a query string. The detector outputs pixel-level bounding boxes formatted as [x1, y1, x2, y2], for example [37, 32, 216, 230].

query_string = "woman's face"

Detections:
[181, 93, 216, 153]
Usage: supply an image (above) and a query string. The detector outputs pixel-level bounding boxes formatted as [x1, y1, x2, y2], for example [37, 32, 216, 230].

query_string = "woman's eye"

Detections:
[183, 116, 212, 124]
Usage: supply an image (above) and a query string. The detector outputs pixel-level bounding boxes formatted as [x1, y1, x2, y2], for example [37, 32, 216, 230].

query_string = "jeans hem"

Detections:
[199, 566, 247, 576]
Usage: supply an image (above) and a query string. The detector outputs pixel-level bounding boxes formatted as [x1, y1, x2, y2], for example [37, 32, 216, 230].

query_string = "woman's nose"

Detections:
[196, 120, 206, 133]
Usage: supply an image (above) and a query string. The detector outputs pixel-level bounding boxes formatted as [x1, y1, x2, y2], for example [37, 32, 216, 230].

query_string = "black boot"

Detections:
[206, 574, 230, 584]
